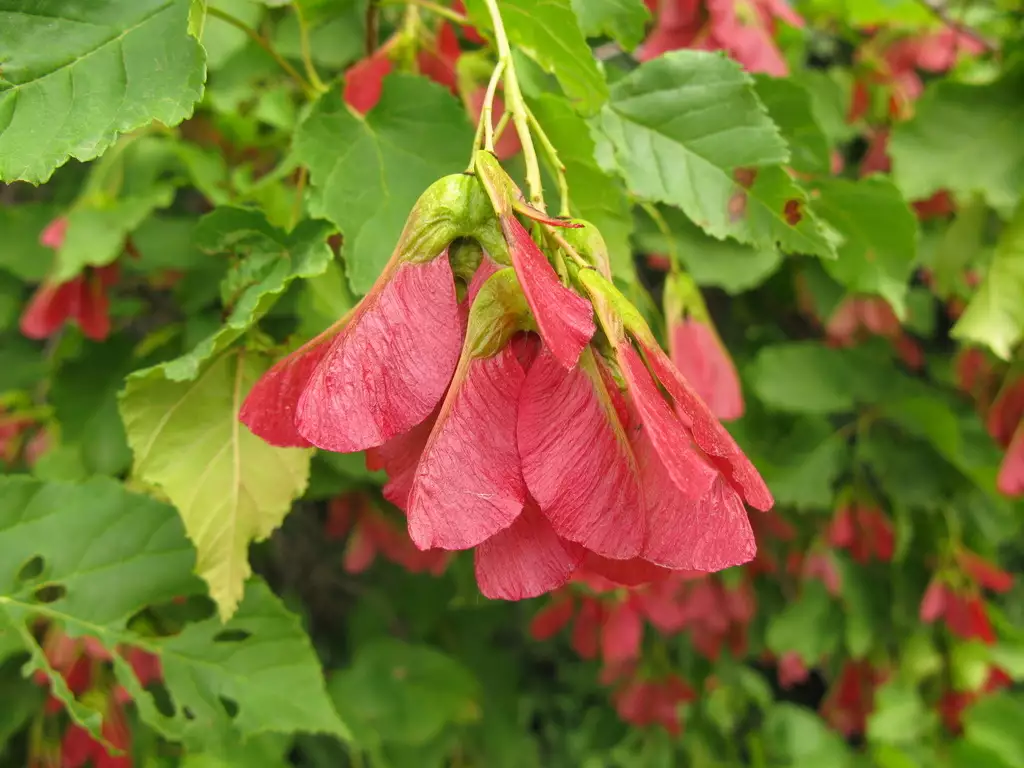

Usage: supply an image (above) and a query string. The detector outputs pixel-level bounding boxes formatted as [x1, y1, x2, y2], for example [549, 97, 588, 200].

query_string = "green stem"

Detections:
[493, 110, 511, 144]
[294, 1, 328, 93]
[206, 6, 316, 98]
[641, 201, 680, 271]
[526, 105, 569, 216]
[481, 0, 545, 209]
[381, 0, 469, 25]
[481, 58, 506, 153]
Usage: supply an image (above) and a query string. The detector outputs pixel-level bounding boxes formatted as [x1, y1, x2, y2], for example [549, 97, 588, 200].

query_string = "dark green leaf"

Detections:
[570, 0, 651, 51]
[330, 639, 478, 748]
[463, 0, 608, 113]
[754, 75, 831, 176]
[599, 51, 834, 258]
[633, 206, 781, 294]
[294, 77, 472, 294]
[0, 0, 206, 183]
[891, 65, 1024, 215]
[815, 177, 919, 317]
[766, 581, 843, 661]
[952, 200, 1024, 360]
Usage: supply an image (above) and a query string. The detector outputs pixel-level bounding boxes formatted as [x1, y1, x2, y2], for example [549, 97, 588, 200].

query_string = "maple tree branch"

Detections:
[206, 7, 316, 97]
[294, 1, 328, 93]
[914, 0, 998, 52]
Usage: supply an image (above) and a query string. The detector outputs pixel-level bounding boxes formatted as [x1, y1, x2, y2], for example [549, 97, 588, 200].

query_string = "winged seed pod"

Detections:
[241, 158, 773, 601]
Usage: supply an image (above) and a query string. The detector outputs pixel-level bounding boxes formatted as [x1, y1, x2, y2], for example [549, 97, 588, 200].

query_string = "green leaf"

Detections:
[791, 69, 857, 146]
[764, 704, 853, 768]
[963, 694, 1024, 768]
[757, 418, 849, 510]
[951, 641, 994, 693]
[50, 339, 136, 476]
[867, 680, 934, 746]
[141, 580, 348, 748]
[120, 349, 311, 620]
[754, 75, 831, 176]
[0, 203, 59, 282]
[0, 660, 45, 751]
[890, 66, 1024, 215]
[951, 201, 1024, 360]
[766, 581, 843, 661]
[837, 560, 888, 658]
[570, 0, 650, 51]
[528, 94, 635, 282]
[814, 177, 919, 318]
[599, 51, 834, 258]
[463, 0, 608, 114]
[330, 639, 478, 748]
[749, 342, 888, 414]
[633, 206, 781, 294]
[0, 334, 47, 393]
[55, 187, 175, 280]
[0, 476, 200, 738]
[927, 196, 988, 299]
[164, 210, 334, 381]
[0, 0, 207, 184]
[0, 478, 347, 747]
[203, 0, 264, 69]
[295, 76, 472, 295]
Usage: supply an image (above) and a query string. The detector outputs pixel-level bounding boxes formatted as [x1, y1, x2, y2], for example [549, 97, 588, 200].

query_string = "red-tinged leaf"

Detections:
[518, 348, 645, 559]
[530, 595, 576, 640]
[634, 424, 756, 571]
[580, 551, 674, 587]
[61, 724, 99, 768]
[956, 549, 1014, 592]
[40, 216, 68, 249]
[20, 280, 82, 340]
[417, 49, 458, 95]
[502, 216, 594, 369]
[639, 340, 774, 511]
[343, 51, 393, 113]
[464, 253, 502, 310]
[828, 505, 856, 548]
[601, 599, 643, 663]
[297, 257, 463, 453]
[325, 494, 358, 539]
[998, 422, 1024, 498]
[638, 0, 703, 61]
[123, 647, 162, 689]
[343, 525, 377, 573]
[474, 501, 585, 600]
[919, 579, 948, 623]
[669, 318, 744, 421]
[944, 593, 996, 643]
[407, 343, 527, 550]
[366, 411, 437, 510]
[706, 0, 789, 76]
[77, 275, 112, 341]
[778, 651, 810, 689]
[988, 376, 1024, 447]
[571, 597, 602, 659]
[617, 341, 717, 499]
[510, 331, 541, 372]
[240, 322, 344, 448]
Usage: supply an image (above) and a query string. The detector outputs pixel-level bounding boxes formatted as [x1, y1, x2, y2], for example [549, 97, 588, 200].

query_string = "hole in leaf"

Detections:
[150, 684, 176, 717]
[213, 629, 251, 643]
[16, 555, 44, 583]
[784, 199, 803, 226]
[33, 583, 66, 604]
[219, 696, 239, 719]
